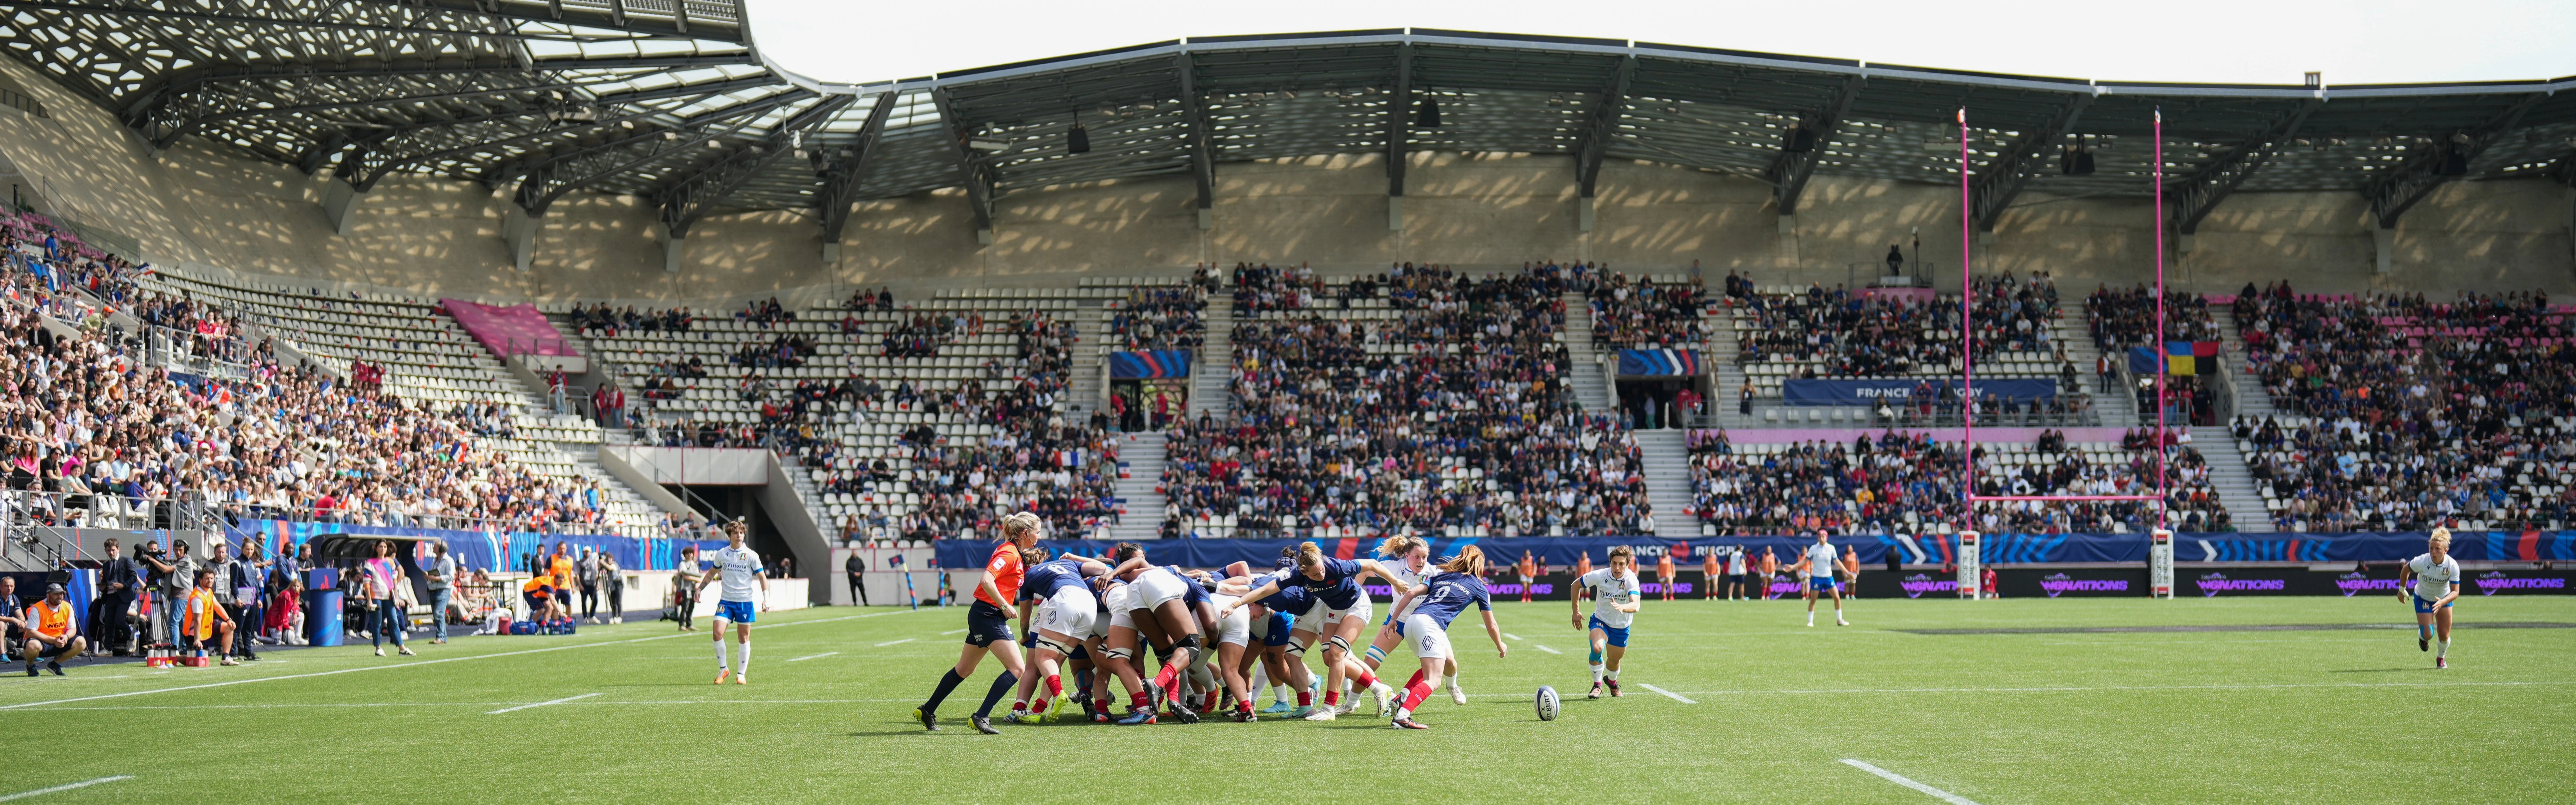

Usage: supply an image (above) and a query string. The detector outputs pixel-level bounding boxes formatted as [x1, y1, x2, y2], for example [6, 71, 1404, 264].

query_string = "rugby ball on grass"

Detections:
[1535, 685, 1560, 721]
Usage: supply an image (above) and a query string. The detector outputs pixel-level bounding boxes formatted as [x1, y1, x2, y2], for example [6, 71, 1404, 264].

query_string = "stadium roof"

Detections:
[5, 7, 2574, 240]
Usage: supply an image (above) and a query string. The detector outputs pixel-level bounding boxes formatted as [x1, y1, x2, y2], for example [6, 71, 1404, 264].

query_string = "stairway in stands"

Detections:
[1189, 294, 1232, 418]
[1705, 315, 1751, 430]
[1561, 294, 1612, 412]
[2191, 426, 2274, 533]
[2216, 309, 2280, 423]
[1108, 435, 1167, 540]
[1633, 429, 1701, 537]
[2056, 333, 2136, 428]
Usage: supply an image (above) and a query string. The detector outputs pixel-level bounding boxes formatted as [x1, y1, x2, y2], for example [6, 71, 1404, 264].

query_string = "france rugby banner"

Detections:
[1616, 349, 1702, 377]
[1109, 350, 1191, 379]
[1780, 378, 2056, 406]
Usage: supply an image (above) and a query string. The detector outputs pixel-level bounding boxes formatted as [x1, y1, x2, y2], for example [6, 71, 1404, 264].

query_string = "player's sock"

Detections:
[736, 642, 750, 674]
[923, 668, 966, 711]
[2437, 639, 2450, 659]
[1152, 662, 1179, 693]
[1355, 670, 1378, 688]
[1272, 683, 1289, 703]
[975, 671, 1018, 718]
[1589, 663, 1605, 683]
[714, 638, 730, 670]
[1237, 698, 1254, 714]
[1396, 670, 1432, 719]
[1606, 669, 1620, 682]
[1443, 673, 1458, 692]
[1324, 690, 1342, 706]
[1045, 674, 1064, 700]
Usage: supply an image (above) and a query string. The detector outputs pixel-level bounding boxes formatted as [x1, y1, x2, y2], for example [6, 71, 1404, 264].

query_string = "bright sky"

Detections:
[744, 0, 2576, 88]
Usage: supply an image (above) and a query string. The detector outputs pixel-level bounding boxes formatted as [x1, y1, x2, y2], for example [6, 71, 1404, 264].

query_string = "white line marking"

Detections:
[1636, 683, 1697, 704]
[1501, 633, 1524, 641]
[1671, 680, 2570, 696]
[1530, 644, 1562, 654]
[1841, 759, 1982, 805]
[0, 609, 926, 711]
[941, 629, 967, 635]
[0, 776, 135, 802]
[785, 652, 840, 662]
[486, 692, 602, 714]
[875, 638, 915, 647]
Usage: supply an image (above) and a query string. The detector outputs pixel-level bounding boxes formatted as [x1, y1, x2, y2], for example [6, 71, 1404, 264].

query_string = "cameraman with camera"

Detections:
[139, 538, 196, 648]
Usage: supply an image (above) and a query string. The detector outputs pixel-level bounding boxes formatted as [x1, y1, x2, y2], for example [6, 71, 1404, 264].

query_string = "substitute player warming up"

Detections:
[1797, 531, 1848, 627]
[2396, 528, 2462, 669]
[696, 521, 768, 685]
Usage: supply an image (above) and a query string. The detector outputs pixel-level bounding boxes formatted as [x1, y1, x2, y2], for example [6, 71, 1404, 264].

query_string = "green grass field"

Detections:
[3, 596, 2570, 804]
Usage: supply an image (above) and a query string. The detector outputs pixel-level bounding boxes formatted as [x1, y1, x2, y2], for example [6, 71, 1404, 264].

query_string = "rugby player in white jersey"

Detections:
[2395, 527, 2462, 669]
[1572, 546, 1642, 699]
[1796, 531, 1848, 627]
[695, 521, 768, 684]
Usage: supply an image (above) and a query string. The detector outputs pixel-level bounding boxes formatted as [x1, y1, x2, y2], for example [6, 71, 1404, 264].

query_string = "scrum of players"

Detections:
[913, 516, 1524, 732]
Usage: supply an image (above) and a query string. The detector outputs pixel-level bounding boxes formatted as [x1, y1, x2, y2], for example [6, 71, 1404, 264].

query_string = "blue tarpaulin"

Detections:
[1109, 350, 1191, 379]
[1780, 378, 2057, 407]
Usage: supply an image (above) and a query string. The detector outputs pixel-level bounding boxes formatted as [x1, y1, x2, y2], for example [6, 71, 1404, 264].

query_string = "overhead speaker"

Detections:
[1068, 124, 1091, 155]
[1416, 96, 1440, 128]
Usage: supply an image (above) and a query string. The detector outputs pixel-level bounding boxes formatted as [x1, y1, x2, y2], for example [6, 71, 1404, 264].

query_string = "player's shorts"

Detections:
[522, 592, 546, 611]
[1809, 576, 1840, 593]
[1129, 568, 1190, 611]
[964, 600, 1013, 647]
[1211, 595, 1251, 647]
[1727, 573, 1745, 585]
[34, 642, 74, 659]
[1105, 584, 1137, 632]
[715, 599, 757, 624]
[1294, 597, 1372, 635]
[1402, 612, 1451, 660]
[2412, 594, 2454, 614]
[1517, 574, 1533, 584]
[1587, 615, 1630, 648]
[1036, 585, 1099, 639]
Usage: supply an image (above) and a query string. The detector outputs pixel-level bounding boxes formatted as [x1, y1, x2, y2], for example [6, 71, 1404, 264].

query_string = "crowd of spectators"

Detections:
[1730, 272, 2060, 375]
[1105, 284, 1206, 352]
[0, 215, 634, 536]
[757, 307, 1119, 540]
[568, 303, 695, 336]
[2227, 282, 2573, 531]
[1589, 273, 1708, 349]
[1161, 264, 1655, 537]
[1684, 429, 2227, 535]
[2083, 285, 2220, 350]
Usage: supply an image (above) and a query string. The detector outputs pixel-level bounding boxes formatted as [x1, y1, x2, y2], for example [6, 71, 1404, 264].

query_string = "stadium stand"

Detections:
[1720, 271, 2102, 427]
[2226, 284, 2574, 532]
[0, 214, 652, 536]
[1154, 262, 1655, 539]
[572, 289, 1121, 543]
[1685, 429, 2232, 536]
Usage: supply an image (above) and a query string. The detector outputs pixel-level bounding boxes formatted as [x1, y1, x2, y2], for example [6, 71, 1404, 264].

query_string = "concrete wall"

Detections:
[1, 51, 2566, 301]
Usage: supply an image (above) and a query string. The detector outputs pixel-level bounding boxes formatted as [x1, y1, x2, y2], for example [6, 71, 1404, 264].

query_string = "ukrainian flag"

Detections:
[2161, 342, 2220, 375]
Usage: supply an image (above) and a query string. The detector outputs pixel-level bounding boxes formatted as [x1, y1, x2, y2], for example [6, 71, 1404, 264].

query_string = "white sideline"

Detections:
[487, 692, 601, 714]
[785, 652, 840, 662]
[1840, 759, 1982, 805]
[874, 638, 915, 647]
[1529, 644, 1563, 654]
[1673, 680, 2570, 696]
[0, 609, 926, 711]
[1636, 683, 1697, 704]
[0, 776, 134, 802]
